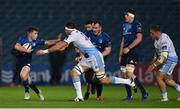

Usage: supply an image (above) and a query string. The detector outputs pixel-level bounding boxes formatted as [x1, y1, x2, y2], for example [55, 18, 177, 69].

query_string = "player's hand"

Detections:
[145, 64, 155, 74]
[123, 47, 130, 54]
[26, 48, 32, 53]
[36, 50, 45, 55]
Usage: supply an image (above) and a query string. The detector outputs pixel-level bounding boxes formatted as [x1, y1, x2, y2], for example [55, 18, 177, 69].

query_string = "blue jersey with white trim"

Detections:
[84, 31, 111, 53]
[15, 35, 45, 62]
[122, 20, 142, 54]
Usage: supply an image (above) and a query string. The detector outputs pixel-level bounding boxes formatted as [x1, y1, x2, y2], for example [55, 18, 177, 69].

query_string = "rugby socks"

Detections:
[125, 84, 132, 97]
[175, 84, 180, 92]
[134, 77, 146, 94]
[29, 81, 40, 94]
[162, 90, 168, 99]
[22, 80, 29, 93]
[96, 83, 103, 97]
[72, 76, 83, 99]
[111, 76, 131, 85]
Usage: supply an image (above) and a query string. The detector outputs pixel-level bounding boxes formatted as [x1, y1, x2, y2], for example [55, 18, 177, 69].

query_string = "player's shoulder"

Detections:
[84, 30, 93, 37]
[17, 35, 28, 43]
[161, 33, 170, 41]
[101, 32, 110, 38]
[133, 20, 142, 26]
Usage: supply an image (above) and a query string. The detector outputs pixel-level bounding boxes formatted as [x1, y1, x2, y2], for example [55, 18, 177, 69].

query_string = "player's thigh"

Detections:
[20, 65, 31, 80]
[84, 69, 95, 83]
[159, 60, 177, 76]
[71, 61, 90, 77]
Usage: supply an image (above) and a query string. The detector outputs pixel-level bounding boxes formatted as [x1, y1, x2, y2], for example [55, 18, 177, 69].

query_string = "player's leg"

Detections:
[71, 63, 89, 101]
[162, 61, 180, 101]
[126, 64, 148, 100]
[96, 69, 134, 86]
[20, 66, 30, 100]
[28, 76, 44, 101]
[156, 71, 168, 101]
[84, 69, 94, 100]
[120, 66, 133, 101]
[164, 75, 180, 100]
[93, 51, 135, 86]
[95, 79, 104, 101]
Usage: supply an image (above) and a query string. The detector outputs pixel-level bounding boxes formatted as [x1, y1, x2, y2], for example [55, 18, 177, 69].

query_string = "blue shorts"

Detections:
[159, 59, 177, 75]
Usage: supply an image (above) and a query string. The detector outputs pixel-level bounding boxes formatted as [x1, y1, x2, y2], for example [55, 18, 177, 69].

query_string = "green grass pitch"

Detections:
[0, 85, 179, 108]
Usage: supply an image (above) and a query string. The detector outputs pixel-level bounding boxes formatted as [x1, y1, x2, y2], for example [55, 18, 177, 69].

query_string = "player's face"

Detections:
[150, 30, 157, 40]
[124, 14, 134, 23]
[124, 14, 131, 22]
[29, 30, 38, 40]
[92, 24, 102, 35]
[84, 24, 93, 31]
[65, 29, 71, 35]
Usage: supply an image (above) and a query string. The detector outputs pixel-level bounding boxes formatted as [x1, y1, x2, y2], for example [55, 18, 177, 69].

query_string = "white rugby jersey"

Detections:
[64, 29, 98, 55]
[154, 33, 178, 62]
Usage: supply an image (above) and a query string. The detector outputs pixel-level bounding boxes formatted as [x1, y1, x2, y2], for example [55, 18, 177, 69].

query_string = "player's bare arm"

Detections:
[44, 34, 63, 46]
[36, 41, 68, 55]
[102, 46, 111, 57]
[119, 37, 124, 61]
[14, 43, 32, 53]
[146, 51, 168, 74]
[123, 33, 142, 54]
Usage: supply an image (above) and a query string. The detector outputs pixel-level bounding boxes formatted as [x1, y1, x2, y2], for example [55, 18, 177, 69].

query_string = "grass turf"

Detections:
[0, 85, 179, 108]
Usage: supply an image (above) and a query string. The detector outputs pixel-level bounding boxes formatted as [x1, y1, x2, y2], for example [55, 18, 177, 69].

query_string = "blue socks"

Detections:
[125, 84, 132, 97]
[134, 77, 146, 94]
[22, 80, 29, 93]
[29, 81, 40, 94]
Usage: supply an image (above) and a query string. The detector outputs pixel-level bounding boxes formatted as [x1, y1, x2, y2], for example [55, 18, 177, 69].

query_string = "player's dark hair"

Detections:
[93, 20, 102, 26]
[27, 26, 39, 32]
[85, 20, 93, 25]
[66, 22, 76, 29]
[150, 25, 161, 32]
[125, 8, 136, 16]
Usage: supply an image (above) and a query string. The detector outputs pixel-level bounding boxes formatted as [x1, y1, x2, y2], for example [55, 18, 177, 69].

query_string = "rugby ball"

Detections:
[22, 43, 32, 49]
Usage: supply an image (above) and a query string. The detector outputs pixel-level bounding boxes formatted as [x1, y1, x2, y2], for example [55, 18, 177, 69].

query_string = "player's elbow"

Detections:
[136, 33, 143, 43]
[14, 43, 20, 50]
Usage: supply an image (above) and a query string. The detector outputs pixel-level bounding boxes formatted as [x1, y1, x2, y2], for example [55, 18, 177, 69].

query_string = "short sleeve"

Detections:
[36, 38, 45, 45]
[17, 37, 25, 45]
[64, 34, 76, 44]
[104, 35, 111, 47]
[135, 22, 142, 33]
[161, 37, 170, 52]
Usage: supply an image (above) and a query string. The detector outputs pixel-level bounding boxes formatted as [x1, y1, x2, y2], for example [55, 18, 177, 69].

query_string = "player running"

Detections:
[13, 26, 60, 101]
[119, 9, 148, 101]
[146, 25, 180, 101]
[36, 22, 136, 102]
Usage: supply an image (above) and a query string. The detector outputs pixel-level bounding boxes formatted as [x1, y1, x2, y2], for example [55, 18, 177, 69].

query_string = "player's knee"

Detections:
[72, 64, 84, 75]
[99, 77, 109, 84]
[70, 70, 80, 78]
[126, 65, 135, 73]
[95, 71, 106, 81]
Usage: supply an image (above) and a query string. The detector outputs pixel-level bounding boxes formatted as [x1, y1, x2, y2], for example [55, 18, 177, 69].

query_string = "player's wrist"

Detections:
[42, 49, 49, 54]
[127, 46, 131, 50]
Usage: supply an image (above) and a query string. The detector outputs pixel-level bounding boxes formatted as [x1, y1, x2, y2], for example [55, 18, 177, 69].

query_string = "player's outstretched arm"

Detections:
[14, 43, 32, 53]
[36, 41, 68, 55]
[44, 33, 64, 46]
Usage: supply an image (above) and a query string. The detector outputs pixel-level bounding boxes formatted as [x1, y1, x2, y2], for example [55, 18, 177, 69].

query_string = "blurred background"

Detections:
[0, 0, 180, 86]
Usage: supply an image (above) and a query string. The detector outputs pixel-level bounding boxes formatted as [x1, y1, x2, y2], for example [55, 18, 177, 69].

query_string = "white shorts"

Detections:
[159, 60, 177, 75]
[79, 51, 105, 72]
